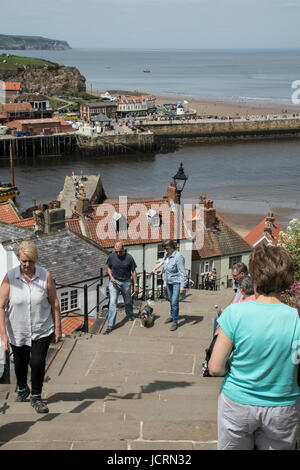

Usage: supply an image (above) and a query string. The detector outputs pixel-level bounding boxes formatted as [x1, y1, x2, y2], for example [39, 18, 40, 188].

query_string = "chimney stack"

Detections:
[33, 201, 65, 234]
[204, 199, 216, 230]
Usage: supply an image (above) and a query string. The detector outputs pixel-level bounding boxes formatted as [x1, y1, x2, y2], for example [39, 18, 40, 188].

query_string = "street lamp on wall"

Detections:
[173, 162, 188, 205]
[173, 162, 188, 249]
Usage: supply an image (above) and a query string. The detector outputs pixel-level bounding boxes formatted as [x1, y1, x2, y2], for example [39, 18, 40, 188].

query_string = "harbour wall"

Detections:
[137, 117, 300, 144]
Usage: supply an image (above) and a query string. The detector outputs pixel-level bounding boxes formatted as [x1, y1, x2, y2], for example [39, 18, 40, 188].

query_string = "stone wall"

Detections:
[137, 118, 300, 142]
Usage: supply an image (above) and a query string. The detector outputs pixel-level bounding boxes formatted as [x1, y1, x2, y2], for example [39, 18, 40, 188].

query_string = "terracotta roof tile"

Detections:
[0, 103, 32, 112]
[62, 313, 96, 335]
[244, 214, 285, 247]
[0, 201, 20, 224]
[14, 217, 34, 228]
[68, 200, 188, 248]
[2, 82, 21, 91]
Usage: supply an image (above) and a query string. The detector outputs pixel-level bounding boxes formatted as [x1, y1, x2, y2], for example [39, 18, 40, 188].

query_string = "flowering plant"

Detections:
[278, 219, 300, 314]
[280, 280, 300, 314]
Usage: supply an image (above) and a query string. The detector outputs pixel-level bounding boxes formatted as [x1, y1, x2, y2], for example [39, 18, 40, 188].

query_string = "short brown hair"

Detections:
[163, 239, 177, 250]
[249, 245, 294, 295]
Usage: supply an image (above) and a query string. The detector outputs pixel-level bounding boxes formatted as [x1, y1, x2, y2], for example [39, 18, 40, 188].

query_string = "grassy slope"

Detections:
[0, 54, 58, 72]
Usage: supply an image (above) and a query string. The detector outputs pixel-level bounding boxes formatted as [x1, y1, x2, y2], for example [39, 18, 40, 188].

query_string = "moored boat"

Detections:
[0, 183, 20, 203]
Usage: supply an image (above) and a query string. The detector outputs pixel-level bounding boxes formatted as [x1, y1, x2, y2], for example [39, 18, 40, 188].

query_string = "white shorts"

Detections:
[218, 392, 299, 450]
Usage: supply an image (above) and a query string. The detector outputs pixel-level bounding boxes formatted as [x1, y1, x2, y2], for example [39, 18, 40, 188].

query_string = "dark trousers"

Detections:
[11, 334, 53, 395]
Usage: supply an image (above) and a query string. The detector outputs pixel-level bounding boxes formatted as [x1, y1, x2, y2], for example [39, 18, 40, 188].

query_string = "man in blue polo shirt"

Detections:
[104, 242, 138, 334]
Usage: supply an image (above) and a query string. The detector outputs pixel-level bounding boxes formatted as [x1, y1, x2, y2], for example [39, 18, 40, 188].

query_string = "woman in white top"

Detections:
[0, 241, 62, 413]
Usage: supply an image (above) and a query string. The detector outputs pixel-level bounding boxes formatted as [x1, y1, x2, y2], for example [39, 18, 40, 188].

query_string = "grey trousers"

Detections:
[218, 392, 300, 450]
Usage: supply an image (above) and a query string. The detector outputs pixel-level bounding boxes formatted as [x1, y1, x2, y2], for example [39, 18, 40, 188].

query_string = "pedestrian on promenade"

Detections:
[161, 239, 187, 331]
[0, 241, 62, 414]
[209, 244, 300, 450]
[238, 275, 256, 302]
[105, 242, 138, 335]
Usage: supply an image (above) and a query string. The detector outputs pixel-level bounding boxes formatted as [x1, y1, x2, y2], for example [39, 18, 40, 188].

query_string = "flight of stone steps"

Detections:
[0, 289, 233, 450]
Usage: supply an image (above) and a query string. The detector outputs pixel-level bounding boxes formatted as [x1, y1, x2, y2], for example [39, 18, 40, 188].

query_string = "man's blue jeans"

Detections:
[166, 283, 180, 324]
[108, 280, 133, 327]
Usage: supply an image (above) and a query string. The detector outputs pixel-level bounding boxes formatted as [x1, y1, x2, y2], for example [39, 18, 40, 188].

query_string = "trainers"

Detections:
[170, 323, 178, 331]
[164, 317, 173, 324]
[16, 385, 30, 402]
[30, 396, 49, 414]
[104, 326, 113, 335]
[127, 315, 135, 321]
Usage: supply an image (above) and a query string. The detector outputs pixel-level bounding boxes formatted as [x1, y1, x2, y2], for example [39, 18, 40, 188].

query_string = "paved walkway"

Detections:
[0, 288, 233, 450]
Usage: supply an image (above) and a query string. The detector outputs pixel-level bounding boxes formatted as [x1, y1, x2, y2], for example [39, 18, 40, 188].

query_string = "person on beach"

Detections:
[105, 242, 138, 335]
[208, 244, 300, 450]
[0, 241, 62, 414]
[238, 275, 256, 302]
[161, 239, 187, 331]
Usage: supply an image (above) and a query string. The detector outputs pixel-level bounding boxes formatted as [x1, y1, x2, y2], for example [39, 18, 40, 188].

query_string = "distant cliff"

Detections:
[0, 34, 71, 50]
[0, 55, 86, 95]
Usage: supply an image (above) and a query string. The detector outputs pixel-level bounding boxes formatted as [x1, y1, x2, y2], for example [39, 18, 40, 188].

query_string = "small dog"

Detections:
[138, 300, 155, 327]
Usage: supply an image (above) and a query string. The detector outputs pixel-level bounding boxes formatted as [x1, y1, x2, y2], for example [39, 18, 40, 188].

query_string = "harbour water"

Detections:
[0, 138, 299, 227]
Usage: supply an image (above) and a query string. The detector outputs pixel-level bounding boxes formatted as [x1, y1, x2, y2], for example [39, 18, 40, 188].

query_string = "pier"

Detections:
[1, 117, 300, 160]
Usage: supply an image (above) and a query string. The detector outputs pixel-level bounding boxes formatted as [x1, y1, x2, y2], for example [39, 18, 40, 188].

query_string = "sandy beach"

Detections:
[93, 89, 300, 118]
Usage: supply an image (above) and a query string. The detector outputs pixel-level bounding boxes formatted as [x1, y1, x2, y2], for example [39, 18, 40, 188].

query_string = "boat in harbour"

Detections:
[0, 183, 20, 203]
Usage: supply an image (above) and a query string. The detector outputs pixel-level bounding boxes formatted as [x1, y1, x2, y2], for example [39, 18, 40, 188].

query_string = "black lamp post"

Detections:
[173, 163, 188, 248]
[173, 162, 188, 205]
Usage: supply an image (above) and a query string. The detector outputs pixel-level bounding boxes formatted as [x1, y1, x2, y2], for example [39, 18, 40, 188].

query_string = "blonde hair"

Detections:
[18, 241, 38, 263]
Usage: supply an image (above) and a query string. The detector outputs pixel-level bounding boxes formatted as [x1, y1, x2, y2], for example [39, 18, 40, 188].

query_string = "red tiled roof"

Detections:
[2, 82, 21, 91]
[0, 201, 20, 224]
[67, 200, 188, 248]
[14, 217, 34, 228]
[244, 214, 285, 247]
[187, 204, 252, 259]
[0, 103, 32, 112]
[62, 313, 96, 335]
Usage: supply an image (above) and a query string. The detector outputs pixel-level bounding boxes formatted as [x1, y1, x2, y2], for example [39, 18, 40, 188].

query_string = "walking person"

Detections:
[161, 239, 187, 331]
[0, 241, 62, 414]
[208, 245, 300, 450]
[105, 242, 138, 334]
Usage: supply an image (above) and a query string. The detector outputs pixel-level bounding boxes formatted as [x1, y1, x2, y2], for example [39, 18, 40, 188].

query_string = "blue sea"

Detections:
[2, 48, 300, 105]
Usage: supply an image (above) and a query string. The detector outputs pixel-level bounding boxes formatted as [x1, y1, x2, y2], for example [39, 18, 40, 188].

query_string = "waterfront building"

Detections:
[11, 93, 50, 111]
[5, 117, 73, 135]
[80, 101, 117, 123]
[0, 81, 21, 104]
[244, 212, 284, 247]
[0, 102, 34, 122]
[117, 94, 156, 117]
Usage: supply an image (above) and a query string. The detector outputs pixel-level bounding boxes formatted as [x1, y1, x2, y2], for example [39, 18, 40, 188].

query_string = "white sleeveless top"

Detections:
[6, 265, 54, 347]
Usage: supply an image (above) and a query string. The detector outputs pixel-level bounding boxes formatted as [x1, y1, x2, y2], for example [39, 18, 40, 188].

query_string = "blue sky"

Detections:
[2, 0, 300, 49]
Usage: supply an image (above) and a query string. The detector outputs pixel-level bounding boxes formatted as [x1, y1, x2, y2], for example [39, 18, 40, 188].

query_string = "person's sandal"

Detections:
[30, 395, 49, 414]
[16, 385, 30, 402]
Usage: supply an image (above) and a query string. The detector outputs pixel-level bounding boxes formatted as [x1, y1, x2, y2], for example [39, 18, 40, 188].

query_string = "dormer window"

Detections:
[112, 212, 127, 232]
[146, 209, 161, 228]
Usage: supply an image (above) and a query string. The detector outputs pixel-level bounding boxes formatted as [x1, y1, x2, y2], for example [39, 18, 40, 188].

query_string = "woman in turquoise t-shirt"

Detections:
[209, 245, 300, 450]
